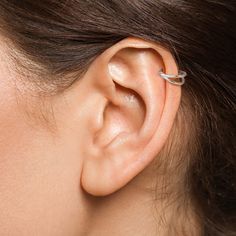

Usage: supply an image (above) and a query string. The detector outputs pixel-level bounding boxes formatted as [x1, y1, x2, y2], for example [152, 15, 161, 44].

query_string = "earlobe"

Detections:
[81, 37, 182, 196]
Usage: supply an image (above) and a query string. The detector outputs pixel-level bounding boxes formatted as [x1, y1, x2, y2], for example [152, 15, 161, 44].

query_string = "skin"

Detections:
[0, 36, 199, 235]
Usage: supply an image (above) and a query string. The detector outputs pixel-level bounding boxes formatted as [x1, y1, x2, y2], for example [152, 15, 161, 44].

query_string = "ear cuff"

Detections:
[159, 69, 187, 86]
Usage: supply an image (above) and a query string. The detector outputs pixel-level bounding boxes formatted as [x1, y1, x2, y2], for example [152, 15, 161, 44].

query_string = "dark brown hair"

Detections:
[0, 1, 235, 235]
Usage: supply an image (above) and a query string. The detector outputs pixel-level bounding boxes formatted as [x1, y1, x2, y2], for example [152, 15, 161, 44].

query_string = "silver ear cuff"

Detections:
[159, 69, 187, 86]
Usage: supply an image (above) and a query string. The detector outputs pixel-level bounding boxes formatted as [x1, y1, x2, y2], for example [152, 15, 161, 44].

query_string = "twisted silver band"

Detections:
[159, 69, 187, 86]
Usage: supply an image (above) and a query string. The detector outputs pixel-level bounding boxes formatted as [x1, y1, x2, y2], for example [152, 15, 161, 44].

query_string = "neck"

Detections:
[82, 165, 200, 236]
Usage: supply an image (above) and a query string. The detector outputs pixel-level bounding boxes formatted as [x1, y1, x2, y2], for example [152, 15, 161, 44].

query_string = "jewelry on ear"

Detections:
[159, 69, 187, 86]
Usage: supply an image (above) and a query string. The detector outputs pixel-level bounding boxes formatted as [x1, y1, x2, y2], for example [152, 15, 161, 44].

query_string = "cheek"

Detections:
[0, 39, 88, 234]
[0, 40, 42, 163]
[0, 63, 25, 157]
[0, 62, 34, 162]
[0, 72, 85, 234]
[0, 101, 85, 235]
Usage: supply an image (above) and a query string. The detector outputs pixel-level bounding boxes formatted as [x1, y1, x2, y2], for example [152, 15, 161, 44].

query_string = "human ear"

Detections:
[80, 37, 181, 196]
